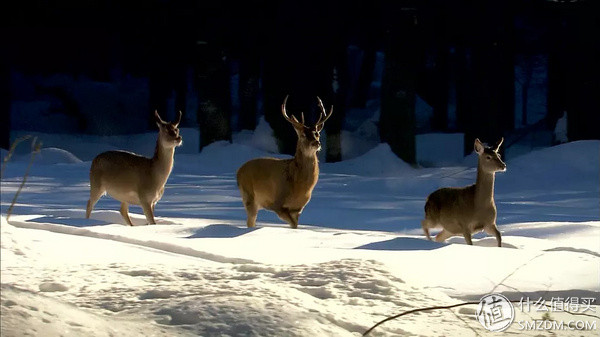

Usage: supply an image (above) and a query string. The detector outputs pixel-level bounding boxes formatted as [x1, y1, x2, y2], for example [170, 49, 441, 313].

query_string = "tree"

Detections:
[351, 0, 382, 109]
[416, 0, 451, 132]
[261, 0, 349, 162]
[548, 1, 600, 141]
[455, 0, 515, 154]
[196, 43, 232, 149]
[0, 62, 9, 150]
[232, 1, 264, 131]
[379, 1, 421, 164]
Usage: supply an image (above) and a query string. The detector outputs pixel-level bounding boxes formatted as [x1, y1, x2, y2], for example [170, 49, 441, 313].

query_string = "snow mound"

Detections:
[504, 140, 599, 189]
[12, 147, 83, 165]
[509, 140, 599, 173]
[341, 119, 380, 160]
[176, 141, 287, 175]
[1, 284, 163, 337]
[36, 148, 83, 164]
[234, 117, 279, 153]
[324, 143, 413, 176]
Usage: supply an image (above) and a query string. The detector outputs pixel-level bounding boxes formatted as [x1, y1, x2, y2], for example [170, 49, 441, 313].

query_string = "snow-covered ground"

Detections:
[1, 128, 599, 336]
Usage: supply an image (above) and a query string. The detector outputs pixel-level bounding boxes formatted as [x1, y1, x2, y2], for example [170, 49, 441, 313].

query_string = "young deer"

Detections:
[421, 138, 506, 247]
[236, 95, 332, 228]
[86, 111, 182, 226]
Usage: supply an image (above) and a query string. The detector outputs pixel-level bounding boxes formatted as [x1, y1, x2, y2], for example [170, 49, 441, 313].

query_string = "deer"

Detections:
[421, 138, 506, 247]
[236, 95, 332, 228]
[85, 110, 183, 226]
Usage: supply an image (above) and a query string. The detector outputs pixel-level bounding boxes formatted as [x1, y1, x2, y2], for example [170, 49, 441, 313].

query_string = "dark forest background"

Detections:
[2, 0, 599, 163]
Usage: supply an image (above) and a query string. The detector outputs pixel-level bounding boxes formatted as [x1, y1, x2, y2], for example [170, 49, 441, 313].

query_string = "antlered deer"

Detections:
[86, 111, 182, 226]
[236, 95, 332, 228]
[421, 138, 506, 247]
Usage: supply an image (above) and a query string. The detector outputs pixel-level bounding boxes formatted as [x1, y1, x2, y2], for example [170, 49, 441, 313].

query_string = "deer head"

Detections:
[281, 95, 333, 155]
[155, 110, 183, 148]
[475, 138, 506, 173]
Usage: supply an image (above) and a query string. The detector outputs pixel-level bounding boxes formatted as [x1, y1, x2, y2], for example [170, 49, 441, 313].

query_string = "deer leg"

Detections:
[421, 219, 433, 241]
[275, 209, 298, 229]
[289, 210, 301, 229]
[434, 229, 453, 243]
[119, 202, 134, 226]
[141, 201, 156, 225]
[86, 186, 104, 219]
[462, 229, 473, 245]
[240, 190, 258, 228]
[244, 202, 258, 228]
[484, 224, 502, 247]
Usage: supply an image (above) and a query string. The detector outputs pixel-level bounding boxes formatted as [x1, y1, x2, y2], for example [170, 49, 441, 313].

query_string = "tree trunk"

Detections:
[325, 47, 349, 163]
[379, 5, 419, 164]
[0, 63, 9, 150]
[262, 0, 349, 159]
[238, 53, 260, 131]
[197, 44, 232, 149]
[456, 0, 515, 154]
[558, 2, 600, 140]
[521, 65, 531, 126]
[352, 46, 377, 109]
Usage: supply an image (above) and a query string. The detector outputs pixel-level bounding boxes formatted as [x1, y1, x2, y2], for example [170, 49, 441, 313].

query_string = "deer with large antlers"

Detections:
[421, 138, 506, 247]
[86, 110, 183, 226]
[236, 95, 332, 228]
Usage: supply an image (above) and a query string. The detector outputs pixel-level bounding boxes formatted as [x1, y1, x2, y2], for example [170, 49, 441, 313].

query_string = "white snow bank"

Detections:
[1, 134, 599, 336]
[9, 128, 200, 162]
[323, 143, 413, 176]
[1, 284, 163, 337]
[27, 147, 83, 164]
[509, 140, 599, 175]
[232, 116, 279, 154]
[175, 141, 288, 175]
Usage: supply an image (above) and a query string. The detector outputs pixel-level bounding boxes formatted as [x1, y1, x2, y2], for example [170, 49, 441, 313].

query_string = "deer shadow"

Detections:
[355, 237, 448, 251]
[185, 224, 259, 239]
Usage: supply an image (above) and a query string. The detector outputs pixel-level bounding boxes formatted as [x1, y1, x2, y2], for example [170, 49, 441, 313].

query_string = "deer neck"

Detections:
[475, 162, 496, 205]
[152, 139, 175, 180]
[292, 146, 319, 181]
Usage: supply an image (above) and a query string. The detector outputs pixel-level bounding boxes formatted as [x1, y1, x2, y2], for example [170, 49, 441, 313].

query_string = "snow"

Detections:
[1, 129, 599, 336]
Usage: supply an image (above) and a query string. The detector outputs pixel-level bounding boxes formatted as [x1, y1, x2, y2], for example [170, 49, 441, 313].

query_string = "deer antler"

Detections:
[281, 95, 307, 129]
[174, 110, 182, 127]
[315, 96, 333, 130]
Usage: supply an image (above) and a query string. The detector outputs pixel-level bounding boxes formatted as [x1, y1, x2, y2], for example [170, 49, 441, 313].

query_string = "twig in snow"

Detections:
[6, 137, 41, 221]
[362, 302, 480, 336]
[362, 299, 600, 336]
[1, 135, 32, 179]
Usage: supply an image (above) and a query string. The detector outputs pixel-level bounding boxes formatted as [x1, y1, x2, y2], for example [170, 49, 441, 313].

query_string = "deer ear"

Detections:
[474, 138, 484, 155]
[494, 137, 504, 152]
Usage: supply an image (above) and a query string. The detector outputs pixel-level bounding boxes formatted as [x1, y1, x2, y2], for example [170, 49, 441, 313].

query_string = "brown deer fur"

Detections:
[421, 138, 506, 247]
[86, 111, 182, 225]
[236, 96, 332, 228]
